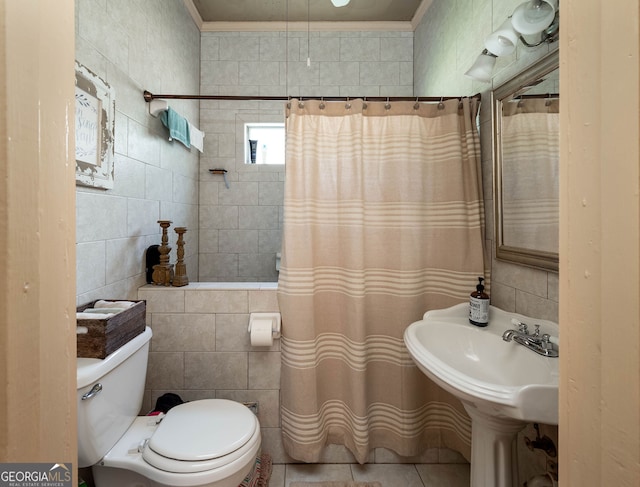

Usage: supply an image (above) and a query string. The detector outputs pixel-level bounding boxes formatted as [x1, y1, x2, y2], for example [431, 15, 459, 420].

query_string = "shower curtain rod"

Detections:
[143, 90, 480, 103]
[512, 93, 559, 99]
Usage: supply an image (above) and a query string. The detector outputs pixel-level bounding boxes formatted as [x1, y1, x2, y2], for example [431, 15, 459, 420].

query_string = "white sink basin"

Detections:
[404, 302, 559, 424]
[404, 303, 560, 487]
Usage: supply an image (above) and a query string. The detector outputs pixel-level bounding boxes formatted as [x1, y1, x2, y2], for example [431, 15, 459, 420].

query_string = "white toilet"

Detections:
[77, 327, 261, 487]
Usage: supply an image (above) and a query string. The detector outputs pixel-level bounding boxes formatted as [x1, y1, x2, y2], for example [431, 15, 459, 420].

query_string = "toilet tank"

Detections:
[76, 327, 152, 468]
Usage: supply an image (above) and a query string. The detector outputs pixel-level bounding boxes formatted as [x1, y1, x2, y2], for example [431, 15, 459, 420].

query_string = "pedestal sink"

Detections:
[404, 303, 559, 487]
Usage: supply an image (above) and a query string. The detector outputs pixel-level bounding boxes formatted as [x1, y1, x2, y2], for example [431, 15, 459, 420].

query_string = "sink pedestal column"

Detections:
[464, 404, 526, 487]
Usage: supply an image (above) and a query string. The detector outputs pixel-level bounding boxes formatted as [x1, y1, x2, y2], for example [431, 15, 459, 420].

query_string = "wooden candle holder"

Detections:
[152, 220, 173, 286]
[172, 227, 189, 287]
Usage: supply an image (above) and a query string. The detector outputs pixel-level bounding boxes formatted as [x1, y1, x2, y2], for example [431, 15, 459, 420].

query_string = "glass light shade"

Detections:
[511, 0, 555, 35]
[464, 52, 497, 83]
[485, 19, 519, 56]
[331, 0, 350, 6]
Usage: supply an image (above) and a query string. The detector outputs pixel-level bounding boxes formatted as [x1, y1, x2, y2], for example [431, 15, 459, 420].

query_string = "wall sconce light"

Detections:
[511, 0, 555, 35]
[331, 0, 351, 6]
[465, 0, 559, 83]
[464, 49, 499, 83]
[485, 19, 520, 57]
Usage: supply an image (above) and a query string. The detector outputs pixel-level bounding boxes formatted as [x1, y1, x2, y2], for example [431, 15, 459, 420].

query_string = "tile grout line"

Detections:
[413, 463, 426, 487]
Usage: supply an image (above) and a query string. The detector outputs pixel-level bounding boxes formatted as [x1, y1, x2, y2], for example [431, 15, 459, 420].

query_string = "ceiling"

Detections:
[189, 0, 425, 24]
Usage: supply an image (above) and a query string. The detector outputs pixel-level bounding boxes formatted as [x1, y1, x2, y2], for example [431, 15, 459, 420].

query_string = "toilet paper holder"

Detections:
[248, 312, 281, 338]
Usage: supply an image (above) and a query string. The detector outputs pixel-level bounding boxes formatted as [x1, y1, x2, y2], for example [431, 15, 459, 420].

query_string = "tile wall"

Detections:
[137, 283, 468, 466]
[198, 30, 414, 281]
[138, 283, 284, 459]
[75, 0, 201, 304]
[414, 0, 559, 323]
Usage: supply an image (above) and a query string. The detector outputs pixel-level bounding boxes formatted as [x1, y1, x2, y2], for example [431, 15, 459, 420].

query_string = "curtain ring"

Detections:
[517, 96, 524, 108]
[298, 97, 305, 109]
[345, 96, 351, 110]
[286, 96, 291, 110]
[362, 96, 368, 110]
[385, 97, 391, 110]
[437, 97, 445, 110]
[319, 97, 326, 110]
[545, 93, 552, 107]
[413, 97, 420, 110]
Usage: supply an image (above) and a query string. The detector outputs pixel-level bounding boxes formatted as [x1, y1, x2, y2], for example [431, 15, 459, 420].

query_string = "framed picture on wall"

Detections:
[74, 61, 115, 190]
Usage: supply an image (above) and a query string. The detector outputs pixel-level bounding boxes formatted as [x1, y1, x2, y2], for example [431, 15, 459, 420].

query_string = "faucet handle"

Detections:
[518, 322, 529, 334]
[541, 334, 553, 349]
[534, 324, 540, 337]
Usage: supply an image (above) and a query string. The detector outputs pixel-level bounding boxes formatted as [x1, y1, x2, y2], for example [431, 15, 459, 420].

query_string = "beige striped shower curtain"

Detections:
[501, 98, 560, 253]
[277, 97, 485, 463]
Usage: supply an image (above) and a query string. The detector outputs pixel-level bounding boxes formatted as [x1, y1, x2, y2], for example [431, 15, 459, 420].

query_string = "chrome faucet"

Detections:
[502, 320, 559, 358]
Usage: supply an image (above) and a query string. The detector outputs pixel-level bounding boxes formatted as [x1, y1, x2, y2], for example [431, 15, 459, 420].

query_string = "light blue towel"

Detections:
[160, 107, 190, 148]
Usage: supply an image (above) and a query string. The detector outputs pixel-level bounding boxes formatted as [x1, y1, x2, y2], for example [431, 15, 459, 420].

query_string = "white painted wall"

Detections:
[559, 0, 640, 483]
[1, 0, 76, 469]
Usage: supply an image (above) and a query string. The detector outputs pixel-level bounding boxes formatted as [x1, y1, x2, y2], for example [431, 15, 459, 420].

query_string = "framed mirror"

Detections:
[492, 50, 559, 271]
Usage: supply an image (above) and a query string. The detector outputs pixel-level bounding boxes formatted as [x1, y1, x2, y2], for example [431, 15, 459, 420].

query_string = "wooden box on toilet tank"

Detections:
[76, 300, 147, 359]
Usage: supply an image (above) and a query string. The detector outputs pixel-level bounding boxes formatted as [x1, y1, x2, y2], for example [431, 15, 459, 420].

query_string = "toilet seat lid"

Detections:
[147, 399, 257, 462]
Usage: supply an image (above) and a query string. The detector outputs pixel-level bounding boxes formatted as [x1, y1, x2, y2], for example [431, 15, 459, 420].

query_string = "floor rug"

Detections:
[239, 453, 272, 487]
[289, 482, 382, 487]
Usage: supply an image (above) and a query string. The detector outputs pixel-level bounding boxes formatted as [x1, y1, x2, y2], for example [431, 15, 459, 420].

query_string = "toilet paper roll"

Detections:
[250, 319, 274, 346]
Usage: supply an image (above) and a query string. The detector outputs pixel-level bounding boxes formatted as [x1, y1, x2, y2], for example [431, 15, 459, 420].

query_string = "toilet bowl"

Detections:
[77, 327, 261, 487]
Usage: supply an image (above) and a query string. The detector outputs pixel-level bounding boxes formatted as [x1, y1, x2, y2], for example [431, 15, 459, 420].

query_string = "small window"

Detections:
[245, 123, 285, 165]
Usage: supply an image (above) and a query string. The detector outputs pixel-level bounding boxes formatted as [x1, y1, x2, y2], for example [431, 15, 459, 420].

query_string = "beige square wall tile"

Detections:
[146, 352, 184, 391]
[215, 389, 280, 428]
[151, 313, 216, 352]
[489, 281, 516, 312]
[147, 390, 211, 410]
[248, 351, 281, 390]
[216, 313, 253, 351]
[515, 291, 559, 322]
[171, 390, 217, 402]
[184, 352, 248, 389]
[249, 289, 280, 312]
[138, 287, 185, 313]
[492, 259, 549, 299]
[216, 313, 251, 351]
[185, 290, 249, 313]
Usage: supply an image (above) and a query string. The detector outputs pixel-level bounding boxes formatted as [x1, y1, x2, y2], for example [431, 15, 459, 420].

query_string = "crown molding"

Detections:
[183, 0, 203, 30]
[199, 20, 414, 33]
[184, 0, 427, 33]
[411, 0, 434, 30]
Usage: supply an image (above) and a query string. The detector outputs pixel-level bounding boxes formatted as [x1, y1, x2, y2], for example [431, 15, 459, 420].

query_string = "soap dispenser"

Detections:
[469, 277, 489, 327]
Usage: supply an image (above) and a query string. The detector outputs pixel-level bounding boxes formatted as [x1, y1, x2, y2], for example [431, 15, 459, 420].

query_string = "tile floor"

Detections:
[268, 462, 471, 487]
